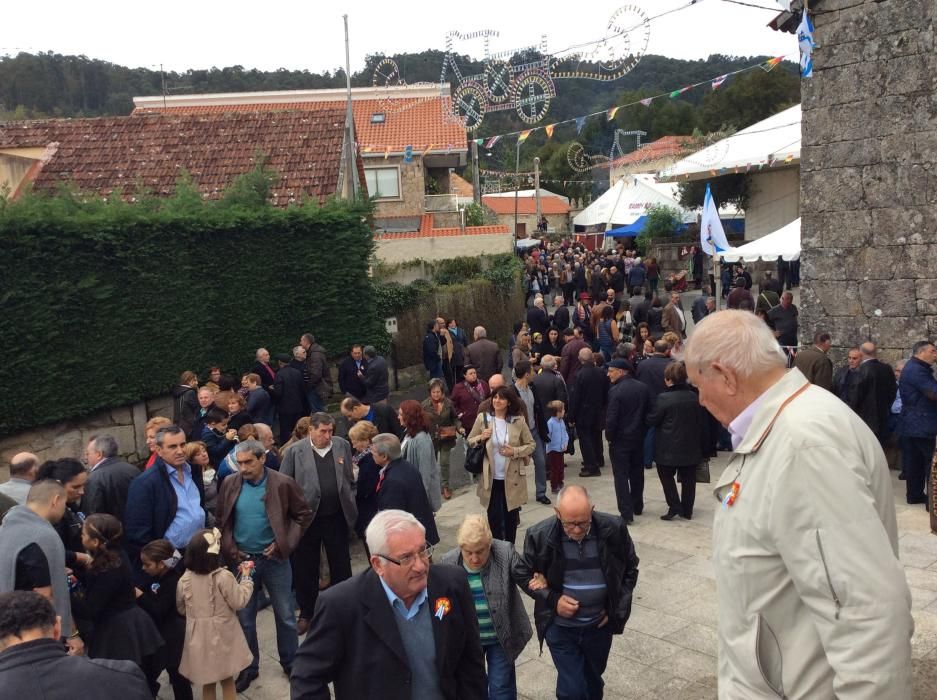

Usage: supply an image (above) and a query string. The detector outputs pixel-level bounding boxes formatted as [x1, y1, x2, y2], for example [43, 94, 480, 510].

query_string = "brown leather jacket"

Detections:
[216, 468, 312, 563]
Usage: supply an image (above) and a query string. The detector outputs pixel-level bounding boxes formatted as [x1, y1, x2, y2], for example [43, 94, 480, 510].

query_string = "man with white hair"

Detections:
[290, 510, 486, 700]
[465, 326, 503, 383]
[684, 310, 913, 698]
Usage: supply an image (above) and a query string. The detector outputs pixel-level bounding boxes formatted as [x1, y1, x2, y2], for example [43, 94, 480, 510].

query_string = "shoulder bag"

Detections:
[464, 413, 488, 475]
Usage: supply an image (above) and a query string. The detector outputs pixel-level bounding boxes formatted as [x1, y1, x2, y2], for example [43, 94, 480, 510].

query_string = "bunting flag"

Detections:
[711, 74, 728, 90]
[797, 11, 815, 78]
[784, 154, 795, 163]
[669, 87, 691, 98]
[575, 117, 586, 134]
[384, 146, 391, 160]
[607, 106, 621, 121]
[517, 130, 532, 145]
[639, 98, 653, 107]
[484, 135, 501, 149]
[474, 138, 484, 145]
[545, 123, 556, 139]
[700, 183, 731, 256]
[423, 143, 436, 156]
[762, 56, 784, 72]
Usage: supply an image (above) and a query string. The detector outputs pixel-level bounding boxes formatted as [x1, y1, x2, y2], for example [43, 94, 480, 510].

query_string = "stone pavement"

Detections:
[161, 445, 937, 699]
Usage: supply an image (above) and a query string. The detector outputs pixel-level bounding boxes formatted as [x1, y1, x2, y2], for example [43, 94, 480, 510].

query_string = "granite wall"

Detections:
[800, 0, 937, 363]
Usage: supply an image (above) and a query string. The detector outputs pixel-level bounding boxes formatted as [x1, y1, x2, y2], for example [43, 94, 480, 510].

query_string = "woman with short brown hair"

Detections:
[398, 400, 442, 512]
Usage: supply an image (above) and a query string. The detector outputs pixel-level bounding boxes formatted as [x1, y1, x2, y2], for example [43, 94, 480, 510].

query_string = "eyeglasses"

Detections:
[559, 518, 591, 530]
[378, 543, 434, 568]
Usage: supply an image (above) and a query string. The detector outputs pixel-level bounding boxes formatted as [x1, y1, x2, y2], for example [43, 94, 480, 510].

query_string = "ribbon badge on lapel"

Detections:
[434, 597, 451, 621]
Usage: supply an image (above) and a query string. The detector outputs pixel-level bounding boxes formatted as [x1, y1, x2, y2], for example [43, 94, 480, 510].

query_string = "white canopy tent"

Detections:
[658, 104, 801, 181]
[720, 218, 800, 262]
[573, 175, 694, 229]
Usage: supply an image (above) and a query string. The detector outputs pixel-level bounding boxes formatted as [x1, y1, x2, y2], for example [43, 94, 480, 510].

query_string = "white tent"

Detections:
[658, 104, 801, 181]
[721, 218, 800, 262]
[573, 175, 693, 229]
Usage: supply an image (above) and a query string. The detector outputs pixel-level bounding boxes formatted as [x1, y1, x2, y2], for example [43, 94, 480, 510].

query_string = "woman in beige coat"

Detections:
[176, 528, 254, 700]
[468, 386, 535, 545]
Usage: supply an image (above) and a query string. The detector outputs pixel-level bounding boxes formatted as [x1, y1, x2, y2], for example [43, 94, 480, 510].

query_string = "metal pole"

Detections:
[534, 156, 541, 232]
[343, 15, 357, 199]
[513, 140, 521, 248]
[471, 139, 481, 205]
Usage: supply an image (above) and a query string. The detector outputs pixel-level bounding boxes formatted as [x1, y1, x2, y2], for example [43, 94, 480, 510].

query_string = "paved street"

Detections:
[160, 445, 937, 699]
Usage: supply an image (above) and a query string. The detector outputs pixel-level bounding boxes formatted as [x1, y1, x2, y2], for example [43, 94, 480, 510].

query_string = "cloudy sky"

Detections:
[3, 0, 795, 74]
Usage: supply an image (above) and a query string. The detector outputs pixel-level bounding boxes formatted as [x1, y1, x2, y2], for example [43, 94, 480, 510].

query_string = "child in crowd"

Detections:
[200, 407, 237, 466]
[546, 400, 569, 494]
[137, 539, 192, 700]
[177, 528, 254, 700]
[76, 514, 164, 685]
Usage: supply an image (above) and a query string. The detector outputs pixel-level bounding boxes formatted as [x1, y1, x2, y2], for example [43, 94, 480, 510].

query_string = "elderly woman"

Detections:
[398, 399, 442, 513]
[219, 391, 253, 432]
[348, 420, 380, 539]
[468, 386, 535, 545]
[440, 515, 534, 699]
[422, 378, 460, 501]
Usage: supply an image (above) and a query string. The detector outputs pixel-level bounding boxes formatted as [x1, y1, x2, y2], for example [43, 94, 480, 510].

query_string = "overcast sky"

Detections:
[3, 0, 795, 77]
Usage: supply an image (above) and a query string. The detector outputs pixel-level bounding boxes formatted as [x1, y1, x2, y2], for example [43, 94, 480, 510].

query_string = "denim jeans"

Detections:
[484, 642, 517, 700]
[642, 426, 656, 467]
[532, 432, 547, 499]
[306, 389, 324, 413]
[236, 555, 298, 672]
[545, 623, 613, 700]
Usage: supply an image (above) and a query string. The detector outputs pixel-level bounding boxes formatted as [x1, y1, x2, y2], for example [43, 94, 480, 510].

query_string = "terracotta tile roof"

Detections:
[448, 172, 475, 197]
[0, 110, 350, 205]
[482, 195, 571, 215]
[134, 97, 466, 155]
[376, 212, 508, 239]
[608, 135, 696, 168]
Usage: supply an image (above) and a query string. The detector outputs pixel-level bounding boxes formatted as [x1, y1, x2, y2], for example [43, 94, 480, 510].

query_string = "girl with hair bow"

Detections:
[176, 528, 254, 700]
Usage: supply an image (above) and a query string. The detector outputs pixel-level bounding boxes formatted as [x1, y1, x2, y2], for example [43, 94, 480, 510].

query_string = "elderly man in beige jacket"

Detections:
[685, 310, 913, 699]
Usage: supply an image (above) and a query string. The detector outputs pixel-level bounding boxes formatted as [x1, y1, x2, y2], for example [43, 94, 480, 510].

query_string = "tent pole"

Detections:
[712, 253, 720, 311]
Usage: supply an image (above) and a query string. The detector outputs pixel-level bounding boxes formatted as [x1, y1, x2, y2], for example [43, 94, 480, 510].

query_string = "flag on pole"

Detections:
[517, 130, 531, 145]
[575, 117, 586, 134]
[700, 183, 731, 256]
[639, 98, 653, 107]
[711, 74, 728, 90]
[484, 135, 501, 149]
[545, 124, 555, 139]
[762, 56, 784, 72]
[797, 11, 815, 78]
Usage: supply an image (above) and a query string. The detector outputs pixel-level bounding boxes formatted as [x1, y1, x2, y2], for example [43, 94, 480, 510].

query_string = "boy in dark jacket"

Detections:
[200, 407, 237, 467]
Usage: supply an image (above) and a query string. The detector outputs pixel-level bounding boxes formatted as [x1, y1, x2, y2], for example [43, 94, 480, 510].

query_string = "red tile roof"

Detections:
[608, 135, 696, 168]
[482, 195, 571, 215]
[376, 213, 508, 239]
[134, 97, 466, 155]
[0, 109, 351, 205]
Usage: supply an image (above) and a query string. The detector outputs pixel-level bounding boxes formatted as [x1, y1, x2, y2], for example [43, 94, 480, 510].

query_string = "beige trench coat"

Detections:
[176, 568, 254, 685]
[468, 411, 534, 512]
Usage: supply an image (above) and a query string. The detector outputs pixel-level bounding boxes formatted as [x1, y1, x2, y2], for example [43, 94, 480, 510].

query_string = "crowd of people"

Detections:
[0, 236, 931, 699]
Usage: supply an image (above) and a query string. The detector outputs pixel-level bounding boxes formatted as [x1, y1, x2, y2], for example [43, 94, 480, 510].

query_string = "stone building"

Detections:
[795, 0, 937, 359]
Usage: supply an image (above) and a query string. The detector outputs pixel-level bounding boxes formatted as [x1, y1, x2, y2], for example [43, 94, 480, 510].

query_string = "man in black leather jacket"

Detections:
[520, 485, 639, 700]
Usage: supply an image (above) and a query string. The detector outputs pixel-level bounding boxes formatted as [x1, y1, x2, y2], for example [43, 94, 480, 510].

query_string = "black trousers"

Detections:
[609, 442, 644, 520]
[293, 512, 352, 619]
[279, 412, 302, 445]
[902, 435, 934, 502]
[592, 424, 605, 468]
[487, 479, 519, 545]
[657, 464, 697, 518]
[578, 420, 600, 471]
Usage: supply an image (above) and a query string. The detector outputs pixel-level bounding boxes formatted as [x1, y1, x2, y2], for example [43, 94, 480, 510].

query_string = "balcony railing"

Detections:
[424, 194, 474, 212]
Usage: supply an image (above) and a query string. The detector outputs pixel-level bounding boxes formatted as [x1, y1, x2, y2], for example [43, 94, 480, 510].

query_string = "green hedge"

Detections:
[0, 196, 383, 436]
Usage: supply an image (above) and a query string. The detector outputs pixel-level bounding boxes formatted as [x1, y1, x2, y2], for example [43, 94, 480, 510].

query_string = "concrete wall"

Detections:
[746, 167, 800, 240]
[0, 396, 171, 481]
[0, 152, 38, 195]
[800, 0, 937, 362]
[495, 212, 570, 236]
[375, 232, 514, 264]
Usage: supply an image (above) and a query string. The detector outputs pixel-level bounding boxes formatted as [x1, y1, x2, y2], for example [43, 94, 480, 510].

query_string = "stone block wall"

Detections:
[0, 395, 171, 482]
[801, 0, 937, 362]
[369, 158, 427, 218]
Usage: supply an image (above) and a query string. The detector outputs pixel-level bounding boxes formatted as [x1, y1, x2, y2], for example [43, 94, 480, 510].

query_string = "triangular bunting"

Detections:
[607, 106, 620, 121]
[711, 74, 728, 90]
[575, 117, 586, 134]
[545, 124, 556, 139]
[517, 130, 531, 145]
[762, 56, 784, 72]
[640, 98, 653, 107]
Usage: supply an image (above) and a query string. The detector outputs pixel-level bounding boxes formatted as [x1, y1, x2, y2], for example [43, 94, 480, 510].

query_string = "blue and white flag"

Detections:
[700, 183, 730, 256]
[797, 11, 815, 78]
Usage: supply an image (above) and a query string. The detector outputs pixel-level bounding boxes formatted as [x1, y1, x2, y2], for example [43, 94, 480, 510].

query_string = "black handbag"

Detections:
[566, 422, 577, 456]
[464, 413, 488, 475]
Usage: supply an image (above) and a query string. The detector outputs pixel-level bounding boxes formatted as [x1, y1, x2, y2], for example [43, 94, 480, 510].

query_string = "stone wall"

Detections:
[375, 232, 514, 264]
[367, 157, 425, 218]
[0, 395, 172, 481]
[800, 0, 937, 363]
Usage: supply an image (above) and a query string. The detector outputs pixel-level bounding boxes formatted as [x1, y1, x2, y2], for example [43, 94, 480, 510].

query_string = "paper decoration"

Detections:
[575, 117, 586, 134]
[669, 87, 691, 98]
[640, 98, 653, 107]
[711, 74, 728, 90]
[484, 136, 502, 149]
[545, 124, 556, 139]
[762, 56, 784, 72]
[423, 144, 436, 156]
[517, 130, 532, 145]
[607, 106, 621, 121]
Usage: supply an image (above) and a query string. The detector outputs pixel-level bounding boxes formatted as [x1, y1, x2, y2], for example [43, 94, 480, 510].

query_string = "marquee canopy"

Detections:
[573, 175, 693, 230]
[720, 218, 800, 262]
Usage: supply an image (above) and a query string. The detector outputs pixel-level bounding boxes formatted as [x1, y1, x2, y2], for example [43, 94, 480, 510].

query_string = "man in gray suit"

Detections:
[465, 326, 503, 383]
[82, 435, 140, 521]
[280, 412, 357, 634]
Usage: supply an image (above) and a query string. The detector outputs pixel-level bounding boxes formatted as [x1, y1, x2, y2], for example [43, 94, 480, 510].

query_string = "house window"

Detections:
[364, 167, 400, 199]
[370, 112, 386, 123]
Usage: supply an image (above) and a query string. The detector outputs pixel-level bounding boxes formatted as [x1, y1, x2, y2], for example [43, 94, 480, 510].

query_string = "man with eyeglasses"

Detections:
[290, 509, 487, 700]
[521, 485, 639, 700]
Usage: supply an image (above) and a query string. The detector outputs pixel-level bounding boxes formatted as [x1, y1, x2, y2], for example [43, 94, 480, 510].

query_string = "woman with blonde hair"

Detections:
[143, 416, 172, 469]
[348, 420, 380, 539]
[440, 514, 534, 700]
[281, 416, 311, 453]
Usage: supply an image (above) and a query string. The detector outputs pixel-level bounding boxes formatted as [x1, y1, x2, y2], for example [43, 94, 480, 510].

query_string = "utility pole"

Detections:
[533, 156, 541, 234]
[471, 139, 481, 205]
[343, 15, 357, 200]
[513, 139, 521, 251]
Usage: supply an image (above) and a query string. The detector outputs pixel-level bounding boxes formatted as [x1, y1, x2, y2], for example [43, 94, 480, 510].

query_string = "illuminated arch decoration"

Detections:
[567, 142, 610, 174]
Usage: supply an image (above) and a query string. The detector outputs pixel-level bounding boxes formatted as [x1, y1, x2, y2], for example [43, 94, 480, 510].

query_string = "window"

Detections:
[364, 167, 400, 199]
[370, 112, 386, 123]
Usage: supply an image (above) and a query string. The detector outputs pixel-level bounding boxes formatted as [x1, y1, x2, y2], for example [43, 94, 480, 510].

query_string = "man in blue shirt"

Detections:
[124, 425, 206, 565]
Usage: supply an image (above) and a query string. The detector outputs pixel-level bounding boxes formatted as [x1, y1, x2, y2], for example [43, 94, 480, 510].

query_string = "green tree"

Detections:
[635, 204, 682, 254]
